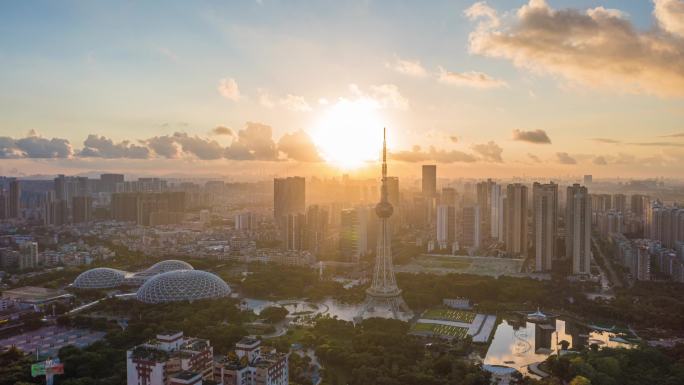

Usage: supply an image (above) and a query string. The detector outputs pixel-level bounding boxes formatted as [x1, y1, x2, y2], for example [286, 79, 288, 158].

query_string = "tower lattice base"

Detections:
[357, 290, 413, 321]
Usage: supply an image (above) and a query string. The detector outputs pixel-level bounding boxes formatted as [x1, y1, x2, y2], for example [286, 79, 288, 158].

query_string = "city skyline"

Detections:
[2, 0, 684, 178]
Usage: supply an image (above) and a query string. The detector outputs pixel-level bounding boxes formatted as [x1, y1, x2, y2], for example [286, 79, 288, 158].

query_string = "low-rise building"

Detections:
[214, 337, 288, 385]
[126, 331, 213, 385]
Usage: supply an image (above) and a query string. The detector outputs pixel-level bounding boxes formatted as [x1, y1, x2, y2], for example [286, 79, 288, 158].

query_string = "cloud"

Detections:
[659, 132, 684, 138]
[527, 153, 541, 163]
[472, 141, 503, 162]
[654, 0, 684, 38]
[350, 84, 409, 110]
[212, 126, 234, 136]
[79, 135, 149, 159]
[225, 122, 279, 160]
[257, 89, 276, 108]
[280, 94, 312, 112]
[386, 56, 428, 77]
[438, 67, 507, 89]
[277, 131, 322, 162]
[512, 129, 551, 144]
[15, 135, 72, 158]
[218, 77, 241, 101]
[592, 138, 621, 144]
[389, 145, 477, 163]
[171, 133, 225, 160]
[146, 135, 181, 158]
[0, 134, 72, 158]
[627, 141, 684, 147]
[556, 152, 577, 164]
[593, 156, 608, 165]
[449, 136, 459, 143]
[465, 0, 684, 97]
[465, 1, 501, 29]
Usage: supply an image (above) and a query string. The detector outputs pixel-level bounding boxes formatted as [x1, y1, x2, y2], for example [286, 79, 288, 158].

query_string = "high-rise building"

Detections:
[460, 205, 481, 250]
[100, 173, 124, 193]
[491, 184, 504, 241]
[8, 179, 20, 219]
[436, 205, 457, 250]
[19, 241, 38, 270]
[273, 177, 305, 220]
[72, 196, 93, 223]
[583, 175, 593, 185]
[280, 213, 306, 251]
[504, 184, 528, 257]
[111, 192, 186, 225]
[44, 191, 68, 226]
[630, 194, 649, 219]
[386, 177, 399, 207]
[476, 179, 496, 241]
[613, 194, 627, 212]
[566, 184, 592, 275]
[421, 165, 437, 197]
[0, 189, 7, 220]
[305, 205, 328, 256]
[440, 187, 457, 207]
[235, 212, 255, 231]
[647, 203, 684, 249]
[533, 182, 558, 271]
[340, 207, 369, 262]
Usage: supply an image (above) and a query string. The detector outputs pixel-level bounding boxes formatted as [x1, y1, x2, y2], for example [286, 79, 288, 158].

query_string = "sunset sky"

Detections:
[1, 0, 684, 179]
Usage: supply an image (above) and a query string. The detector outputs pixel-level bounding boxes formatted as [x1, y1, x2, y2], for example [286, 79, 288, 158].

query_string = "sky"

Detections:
[1, 0, 684, 180]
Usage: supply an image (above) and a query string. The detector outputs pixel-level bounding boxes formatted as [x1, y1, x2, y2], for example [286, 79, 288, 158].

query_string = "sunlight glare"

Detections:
[310, 98, 385, 169]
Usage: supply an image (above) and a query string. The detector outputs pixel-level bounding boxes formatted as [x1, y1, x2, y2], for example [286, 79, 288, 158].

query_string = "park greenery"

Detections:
[275, 317, 491, 385]
[524, 344, 684, 385]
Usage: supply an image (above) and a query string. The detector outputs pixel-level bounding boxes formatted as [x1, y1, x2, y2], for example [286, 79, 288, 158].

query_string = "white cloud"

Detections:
[654, 0, 684, 38]
[438, 66, 507, 89]
[465, 0, 684, 97]
[218, 77, 241, 101]
[280, 94, 312, 112]
[386, 55, 428, 77]
[257, 88, 276, 108]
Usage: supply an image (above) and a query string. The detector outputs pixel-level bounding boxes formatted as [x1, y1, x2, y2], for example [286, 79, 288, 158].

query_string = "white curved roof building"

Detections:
[73, 268, 127, 289]
[72, 259, 195, 289]
[136, 270, 231, 304]
[145, 260, 194, 274]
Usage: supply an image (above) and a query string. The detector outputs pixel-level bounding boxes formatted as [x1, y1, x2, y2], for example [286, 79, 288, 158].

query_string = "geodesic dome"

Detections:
[73, 268, 126, 289]
[135, 270, 230, 304]
[146, 259, 194, 274]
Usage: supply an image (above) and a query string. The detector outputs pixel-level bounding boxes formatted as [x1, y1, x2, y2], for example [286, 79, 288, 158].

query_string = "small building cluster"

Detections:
[126, 333, 288, 385]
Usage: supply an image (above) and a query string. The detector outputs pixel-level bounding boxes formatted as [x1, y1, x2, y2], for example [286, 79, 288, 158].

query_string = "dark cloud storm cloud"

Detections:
[512, 129, 551, 144]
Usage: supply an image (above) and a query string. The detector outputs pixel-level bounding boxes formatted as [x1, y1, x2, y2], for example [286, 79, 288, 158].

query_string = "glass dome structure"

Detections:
[136, 270, 231, 304]
[73, 267, 127, 289]
[145, 260, 194, 274]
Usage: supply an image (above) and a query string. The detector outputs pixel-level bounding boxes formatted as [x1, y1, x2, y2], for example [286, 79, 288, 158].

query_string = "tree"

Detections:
[559, 340, 570, 351]
[569, 375, 591, 385]
[260, 306, 289, 323]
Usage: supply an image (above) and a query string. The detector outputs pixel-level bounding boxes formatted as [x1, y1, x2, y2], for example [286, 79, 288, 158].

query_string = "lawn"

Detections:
[423, 308, 476, 323]
[411, 322, 469, 339]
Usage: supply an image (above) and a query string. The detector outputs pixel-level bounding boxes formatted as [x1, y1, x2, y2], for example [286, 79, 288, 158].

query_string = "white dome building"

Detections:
[145, 260, 194, 274]
[135, 270, 231, 304]
[73, 268, 127, 289]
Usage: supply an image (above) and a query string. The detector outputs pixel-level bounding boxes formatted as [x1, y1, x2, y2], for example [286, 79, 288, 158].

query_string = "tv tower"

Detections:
[358, 128, 412, 320]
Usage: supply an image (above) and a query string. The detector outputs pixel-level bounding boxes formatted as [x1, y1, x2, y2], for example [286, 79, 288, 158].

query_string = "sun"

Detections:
[310, 98, 385, 169]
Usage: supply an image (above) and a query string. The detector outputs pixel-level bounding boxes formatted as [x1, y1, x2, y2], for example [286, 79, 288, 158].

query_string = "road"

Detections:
[591, 237, 623, 289]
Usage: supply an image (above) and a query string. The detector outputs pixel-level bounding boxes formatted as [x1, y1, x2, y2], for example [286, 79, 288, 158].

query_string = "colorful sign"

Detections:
[30, 362, 46, 377]
[31, 358, 64, 377]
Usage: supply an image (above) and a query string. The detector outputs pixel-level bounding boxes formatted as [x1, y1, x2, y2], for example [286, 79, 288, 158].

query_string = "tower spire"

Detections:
[381, 127, 388, 203]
